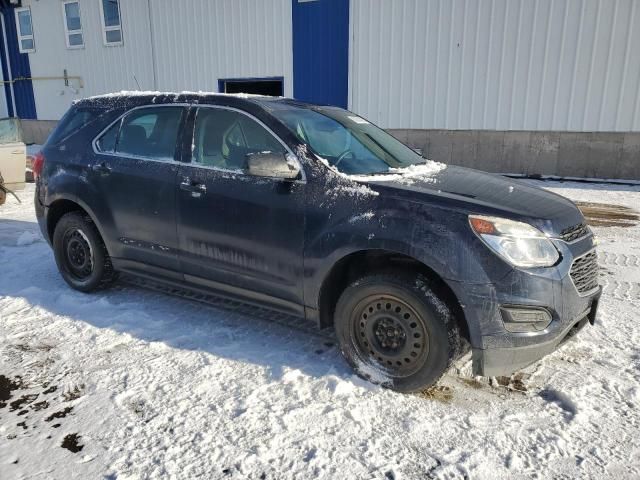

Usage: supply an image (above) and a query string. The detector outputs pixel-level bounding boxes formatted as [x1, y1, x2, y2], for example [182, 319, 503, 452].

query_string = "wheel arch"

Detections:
[46, 196, 111, 256]
[316, 249, 472, 345]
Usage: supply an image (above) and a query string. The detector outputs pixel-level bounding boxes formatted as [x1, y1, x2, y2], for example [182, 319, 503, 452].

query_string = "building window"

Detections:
[218, 78, 284, 97]
[100, 0, 123, 46]
[15, 7, 35, 53]
[62, 1, 84, 49]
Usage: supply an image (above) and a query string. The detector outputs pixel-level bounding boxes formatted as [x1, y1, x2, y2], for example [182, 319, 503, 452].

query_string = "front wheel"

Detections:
[52, 212, 117, 292]
[334, 274, 460, 392]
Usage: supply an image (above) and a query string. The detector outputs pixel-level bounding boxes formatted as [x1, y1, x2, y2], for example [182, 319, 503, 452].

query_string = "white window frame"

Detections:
[15, 7, 35, 54]
[61, 0, 84, 49]
[99, 0, 123, 46]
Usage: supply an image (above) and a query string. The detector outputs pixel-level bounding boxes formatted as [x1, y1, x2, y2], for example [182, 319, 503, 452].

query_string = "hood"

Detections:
[356, 163, 584, 236]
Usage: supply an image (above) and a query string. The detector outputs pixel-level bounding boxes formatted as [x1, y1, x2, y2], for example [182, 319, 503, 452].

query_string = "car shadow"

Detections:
[0, 219, 358, 387]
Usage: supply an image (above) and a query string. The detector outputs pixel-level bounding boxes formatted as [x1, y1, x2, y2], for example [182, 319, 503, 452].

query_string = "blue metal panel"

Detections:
[0, 8, 13, 117]
[292, 0, 349, 108]
[0, 5, 36, 119]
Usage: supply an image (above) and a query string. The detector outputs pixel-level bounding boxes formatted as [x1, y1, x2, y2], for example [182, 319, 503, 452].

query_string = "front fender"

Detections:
[304, 201, 509, 302]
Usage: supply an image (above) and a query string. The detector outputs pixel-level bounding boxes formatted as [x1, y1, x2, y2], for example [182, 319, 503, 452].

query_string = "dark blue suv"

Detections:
[34, 93, 601, 392]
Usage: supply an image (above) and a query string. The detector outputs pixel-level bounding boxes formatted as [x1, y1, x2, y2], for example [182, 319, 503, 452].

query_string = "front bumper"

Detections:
[447, 233, 601, 377]
[473, 293, 599, 376]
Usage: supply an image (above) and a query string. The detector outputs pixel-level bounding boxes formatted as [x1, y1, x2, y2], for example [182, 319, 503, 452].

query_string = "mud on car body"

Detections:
[34, 92, 601, 392]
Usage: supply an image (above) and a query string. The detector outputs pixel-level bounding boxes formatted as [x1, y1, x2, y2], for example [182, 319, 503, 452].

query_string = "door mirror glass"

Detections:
[247, 152, 300, 180]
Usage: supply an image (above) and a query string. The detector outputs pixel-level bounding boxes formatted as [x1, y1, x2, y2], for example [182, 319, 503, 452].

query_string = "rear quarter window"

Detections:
[47, 106, 106, 145]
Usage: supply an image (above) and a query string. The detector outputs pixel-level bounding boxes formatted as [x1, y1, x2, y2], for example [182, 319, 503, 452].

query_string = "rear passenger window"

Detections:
[49, 107, 104, 144]
[96, 107, 183, 160]
[116, 107, 183, 160]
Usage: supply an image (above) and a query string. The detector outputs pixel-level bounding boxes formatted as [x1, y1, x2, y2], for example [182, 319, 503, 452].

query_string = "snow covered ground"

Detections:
[1, 181, 639, 479]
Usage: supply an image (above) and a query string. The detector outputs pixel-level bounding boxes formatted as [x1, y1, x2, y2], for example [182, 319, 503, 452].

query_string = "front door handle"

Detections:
[91, 162, 111, 175]
[180, 179, 206, 197]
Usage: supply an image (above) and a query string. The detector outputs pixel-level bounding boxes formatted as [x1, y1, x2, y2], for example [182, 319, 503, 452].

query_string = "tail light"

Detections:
[32, 151, 45, 179]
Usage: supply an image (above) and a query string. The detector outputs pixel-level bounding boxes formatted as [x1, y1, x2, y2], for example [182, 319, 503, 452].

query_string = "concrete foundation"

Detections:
[388, 129, 640, 181]
[20, 119, 58, 145]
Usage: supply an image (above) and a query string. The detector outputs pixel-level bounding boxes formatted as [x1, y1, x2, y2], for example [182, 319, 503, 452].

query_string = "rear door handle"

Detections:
[91, 162, 112, 175]
[180, 179, 206, 197]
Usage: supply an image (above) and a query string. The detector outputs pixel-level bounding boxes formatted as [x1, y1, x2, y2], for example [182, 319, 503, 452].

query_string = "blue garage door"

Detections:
[292, 0, 349, 108]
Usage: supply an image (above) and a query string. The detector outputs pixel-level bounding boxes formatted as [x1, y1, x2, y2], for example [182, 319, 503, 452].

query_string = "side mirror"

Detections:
[247, 152, 300, 180]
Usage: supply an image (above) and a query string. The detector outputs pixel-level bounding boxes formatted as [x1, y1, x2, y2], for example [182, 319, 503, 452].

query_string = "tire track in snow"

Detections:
[599, 277, 640, 303]
[598, 252, 640, 268]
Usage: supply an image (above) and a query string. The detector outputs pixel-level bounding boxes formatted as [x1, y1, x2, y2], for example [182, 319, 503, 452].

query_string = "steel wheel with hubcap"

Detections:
[62, 229, 94, 281]
[335, 273, 460, 392]
[53, 212, 117, 292]
[352, 295, 429, 378]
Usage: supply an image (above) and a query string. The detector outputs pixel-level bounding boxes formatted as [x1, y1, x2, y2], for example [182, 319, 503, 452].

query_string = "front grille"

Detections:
[561, 222, 590, 243]
[570, 250, 599, 295]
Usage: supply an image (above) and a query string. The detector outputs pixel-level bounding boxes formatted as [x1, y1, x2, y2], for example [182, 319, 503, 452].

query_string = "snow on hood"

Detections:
[350, 161, 447, 185]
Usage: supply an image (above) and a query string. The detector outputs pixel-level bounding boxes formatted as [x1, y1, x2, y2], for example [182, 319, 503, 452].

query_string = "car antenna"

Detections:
[133, 75, 141, 90]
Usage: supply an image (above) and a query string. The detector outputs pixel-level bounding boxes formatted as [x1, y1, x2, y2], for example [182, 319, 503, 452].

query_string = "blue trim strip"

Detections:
[0, 11, 13, 117]
[0, 5, 36, 119]
[292, 0, 349, 108]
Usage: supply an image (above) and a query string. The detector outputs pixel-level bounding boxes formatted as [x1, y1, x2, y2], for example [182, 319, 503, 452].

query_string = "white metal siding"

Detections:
[149, 0, 292, 95]
[24, 0, 155, 120]
[23, 0, 292, 120]
[349, 0, 640, 131]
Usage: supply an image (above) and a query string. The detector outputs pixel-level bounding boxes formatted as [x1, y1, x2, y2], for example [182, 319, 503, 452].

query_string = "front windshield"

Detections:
[269, 105, 425, 175]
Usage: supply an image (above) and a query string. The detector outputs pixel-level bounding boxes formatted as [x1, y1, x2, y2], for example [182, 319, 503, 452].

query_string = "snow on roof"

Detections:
[84, 90, 270, 101]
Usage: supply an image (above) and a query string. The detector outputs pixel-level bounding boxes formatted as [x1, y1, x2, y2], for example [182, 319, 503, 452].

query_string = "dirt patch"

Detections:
[458, 377, 485, 390]
[493, 373, 529, 393]
[32, 400, 50, 411]
[575, 202, 639, 228]
[10, 394, 38, 412]
[12, 343, 54, 353]
[0, 375, 24, 408]
[61, 433, 83, 453]
[45, 406, 73, 422]
[42, 385, 57, 395]
[63, 385, 84, 402]
[417, 385, 454, 403]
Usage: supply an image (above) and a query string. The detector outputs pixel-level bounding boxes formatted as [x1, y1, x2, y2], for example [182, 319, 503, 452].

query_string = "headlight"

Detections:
[469, 215, 560, 268]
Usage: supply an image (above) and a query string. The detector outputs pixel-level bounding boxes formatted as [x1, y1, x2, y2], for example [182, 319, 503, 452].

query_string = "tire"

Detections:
[334, 273, 460, 393]
[52, 212, 117, 292]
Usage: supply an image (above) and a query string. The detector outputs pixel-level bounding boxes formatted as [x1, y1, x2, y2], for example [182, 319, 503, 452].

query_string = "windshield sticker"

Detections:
[348, 116, 369, 125]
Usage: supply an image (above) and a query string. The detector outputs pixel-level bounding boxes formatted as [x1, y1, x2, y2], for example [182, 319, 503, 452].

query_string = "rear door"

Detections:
[90, 105, 186, 276]
[176, 106, 306, 312]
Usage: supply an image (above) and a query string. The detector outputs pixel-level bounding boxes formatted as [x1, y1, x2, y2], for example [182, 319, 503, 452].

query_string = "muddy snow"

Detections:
[1, 182, 640, 479]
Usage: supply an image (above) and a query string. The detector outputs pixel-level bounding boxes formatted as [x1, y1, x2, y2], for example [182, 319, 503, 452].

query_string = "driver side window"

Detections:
[191, 108, 286, 172]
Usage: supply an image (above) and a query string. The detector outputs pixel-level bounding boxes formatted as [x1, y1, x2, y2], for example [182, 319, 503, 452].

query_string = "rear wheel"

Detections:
[52, 212, 117, 292]
[334, 273, 459, 392]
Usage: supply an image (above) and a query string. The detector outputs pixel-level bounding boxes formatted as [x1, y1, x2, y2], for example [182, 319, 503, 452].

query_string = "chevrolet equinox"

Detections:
[34, 92, 601, 392]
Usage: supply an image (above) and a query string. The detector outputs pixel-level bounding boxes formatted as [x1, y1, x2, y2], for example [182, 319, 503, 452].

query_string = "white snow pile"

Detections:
[16, 231, 41, 246]
[1, 183, 640, 479]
